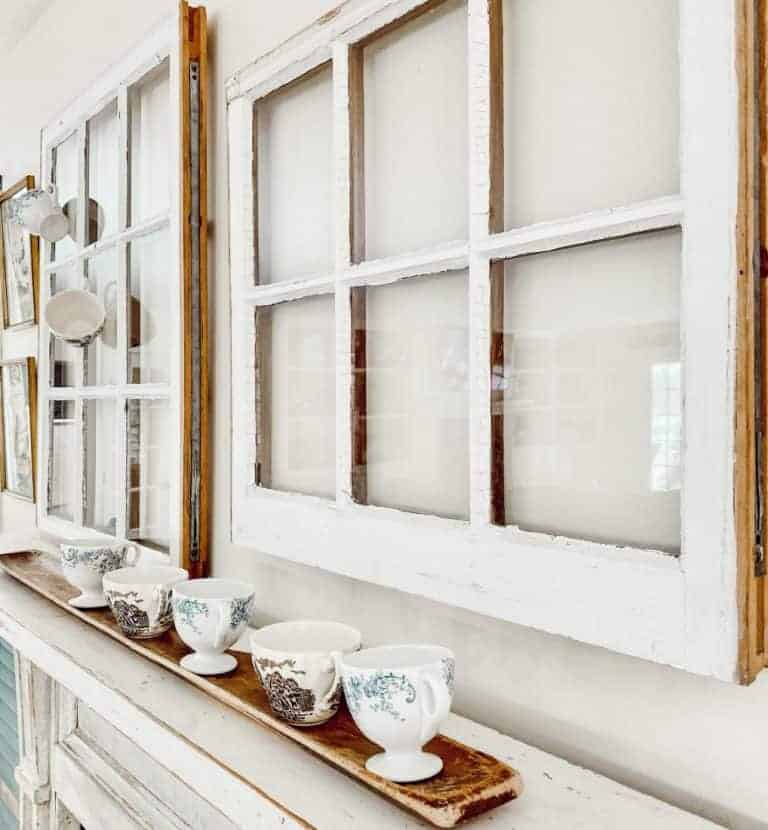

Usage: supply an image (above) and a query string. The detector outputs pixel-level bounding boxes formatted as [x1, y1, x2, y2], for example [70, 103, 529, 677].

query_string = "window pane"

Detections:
[51, 132, 78, 261]
[503, 0, 679, 228]
[87, 99, 119, 244]
[49, 265, 80, 388]
[363, 0, 468, 260]
[127, 398, 171, 552]
[257, 295, 335, 498]
[84, 399, 118, 535]
[364, 271, 469, 519]
[128, 229, 169, 384]
[256, 66, 333, 283]
[85, 249, 119, 387]
[129, 59, 170, 225]
[49, 400, 78, 522]
[499, 229, 681, 551]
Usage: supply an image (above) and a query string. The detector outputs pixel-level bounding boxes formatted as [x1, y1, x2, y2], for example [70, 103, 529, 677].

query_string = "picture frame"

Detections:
[0, 176, 39, 330]
[0, 358, 37, 502]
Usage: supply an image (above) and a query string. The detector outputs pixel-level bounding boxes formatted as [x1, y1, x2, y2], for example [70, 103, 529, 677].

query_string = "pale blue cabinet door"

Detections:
[0, 639, 17, 829]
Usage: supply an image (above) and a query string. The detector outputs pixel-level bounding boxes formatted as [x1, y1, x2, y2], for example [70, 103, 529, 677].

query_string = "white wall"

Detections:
[0, 2, 765, 828]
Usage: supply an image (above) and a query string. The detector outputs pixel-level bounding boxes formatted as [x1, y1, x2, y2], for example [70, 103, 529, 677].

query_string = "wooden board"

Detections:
[0, 552, 522, 828]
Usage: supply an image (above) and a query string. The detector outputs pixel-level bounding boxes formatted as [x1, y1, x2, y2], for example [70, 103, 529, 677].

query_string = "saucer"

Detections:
[365, 751, 443, 783]
[69, 593, 108, 609]
[180, 652, 238, 676]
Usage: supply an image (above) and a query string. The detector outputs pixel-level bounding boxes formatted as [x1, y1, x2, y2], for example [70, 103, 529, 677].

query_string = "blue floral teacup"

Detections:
[60, 540, 141, 609]
[172, 578, 255, 676]
[341, 644, 455, 783]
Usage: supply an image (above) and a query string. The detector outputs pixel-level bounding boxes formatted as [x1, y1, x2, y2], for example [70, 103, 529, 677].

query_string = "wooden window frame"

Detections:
[37, 3, 208, 577]
[228, 0, 764, 681]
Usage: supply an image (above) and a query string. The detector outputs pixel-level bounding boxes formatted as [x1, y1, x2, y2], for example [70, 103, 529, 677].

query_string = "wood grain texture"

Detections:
[0, 551, 522, 829]
[180, 1, 209, 579]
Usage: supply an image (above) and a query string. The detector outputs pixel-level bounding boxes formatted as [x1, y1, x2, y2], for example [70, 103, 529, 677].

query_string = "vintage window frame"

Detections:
[228, 0, 763, 681]
[0, 176, 39, 331]
[37, 3, 208, 576]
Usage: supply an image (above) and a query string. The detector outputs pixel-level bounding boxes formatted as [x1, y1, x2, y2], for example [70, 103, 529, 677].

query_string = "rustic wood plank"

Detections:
[0, 551, 522, 829]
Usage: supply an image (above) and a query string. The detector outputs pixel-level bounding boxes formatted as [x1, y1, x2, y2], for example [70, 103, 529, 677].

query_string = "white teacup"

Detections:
[45, 289, 106, 347]
[60, 540, 141, 609]
[251, 620, 361, 726]
[15, 186, 69, 242]
[172, 579, 255, 676]
[341, 644, 455, 783]
[103, 566, 189, 639]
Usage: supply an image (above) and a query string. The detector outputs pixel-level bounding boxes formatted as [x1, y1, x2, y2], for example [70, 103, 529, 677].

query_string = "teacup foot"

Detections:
[181, 652, 237, 676]
[365, 751, 443, 783]
[69, 593, 108, 609]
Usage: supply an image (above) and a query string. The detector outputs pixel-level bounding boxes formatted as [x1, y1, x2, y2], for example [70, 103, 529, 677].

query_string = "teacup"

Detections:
[45, 288, 106, 347]
[172, 579, 255, 676]
[60, 540, 141, 609]
[251, 620, 361, 726]
[15, 186, 69, 242]
[103, 566, 189, 639]
[341, 644, 455, 783]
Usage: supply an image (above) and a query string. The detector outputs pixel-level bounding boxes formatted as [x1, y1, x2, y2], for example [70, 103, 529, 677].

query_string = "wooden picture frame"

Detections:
[0, 358, 37, 502]
[0, 176, 39, 330]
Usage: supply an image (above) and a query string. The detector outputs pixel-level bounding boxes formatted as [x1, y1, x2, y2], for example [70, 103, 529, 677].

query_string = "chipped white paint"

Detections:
[0, 571, 723, 829]
[227, 0, 743, 680]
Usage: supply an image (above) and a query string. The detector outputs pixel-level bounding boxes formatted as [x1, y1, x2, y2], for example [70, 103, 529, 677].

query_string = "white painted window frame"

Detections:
[228, 0, 741, 680]
[37, 15, 182, 566]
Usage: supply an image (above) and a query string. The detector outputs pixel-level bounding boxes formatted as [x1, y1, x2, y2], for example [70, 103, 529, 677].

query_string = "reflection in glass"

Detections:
[84, 399, 117, 535]
[127, 398, 171, 553]
[257, 295, 335, 498]
[49, 266, 80, 388]
[364, 271, 469, 519]
[51, 132, 78, 261]
[49, 400, 77, 522]
[130, 60, 170, 225]
[128, 229, 169, 384]
[85, 249, 119, 387]
[363, 0, 468, 259]
[499, 229, 681, 552]
[256, 65, 333, 283]
[87, 100, 119, 244]
[503, 0, 679, 227]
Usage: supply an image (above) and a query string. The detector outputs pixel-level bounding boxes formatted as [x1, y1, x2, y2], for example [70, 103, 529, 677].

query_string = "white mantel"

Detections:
[0, 570, 721, 829]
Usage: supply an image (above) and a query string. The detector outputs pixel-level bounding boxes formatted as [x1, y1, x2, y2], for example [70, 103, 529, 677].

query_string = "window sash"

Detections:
[228, 0, 745, 680]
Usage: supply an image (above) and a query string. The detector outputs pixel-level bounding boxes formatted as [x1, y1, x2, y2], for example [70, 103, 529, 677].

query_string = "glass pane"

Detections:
[127, 398, 171, 552]
[85, 249, 119, 386]
[1, 188, 35, 326]
[87, 99, 119, 244]
[84, 399, 118, 535]
[129, 59, 170, 225]
[51, 131, 78, 261]
[503, 0, 679, 228]
[49, 400, 78, 522]
[49, 265, 80, 388]
[128, 229, 169, 384]
[257, 295, 335, 498]
[256, 65, 333, 283]
[363, 0, 468, 260]
[365, 271, 469, 519]
[1, 363, 34, 499]
[499, 229, 681, 551]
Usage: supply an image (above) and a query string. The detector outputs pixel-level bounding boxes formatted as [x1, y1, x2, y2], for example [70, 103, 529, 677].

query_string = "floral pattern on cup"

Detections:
[172, 596, 209, 635]
[343, 672, 417, 722]
[440, 657, 456, 694]
[61, 545, 124, 574]
[230, 595, 253, 629]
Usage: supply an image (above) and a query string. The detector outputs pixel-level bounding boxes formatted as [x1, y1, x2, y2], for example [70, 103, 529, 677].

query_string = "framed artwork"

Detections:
[0, 176, 39, 329]
[0, 358, 37, 501]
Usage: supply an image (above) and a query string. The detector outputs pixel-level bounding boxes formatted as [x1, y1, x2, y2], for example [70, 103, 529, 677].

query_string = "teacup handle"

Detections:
[419, 672, 451, 745]
[320, 651, 343, 709]
[123, 543, 141, 567]
[148, 586, 169, 630]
